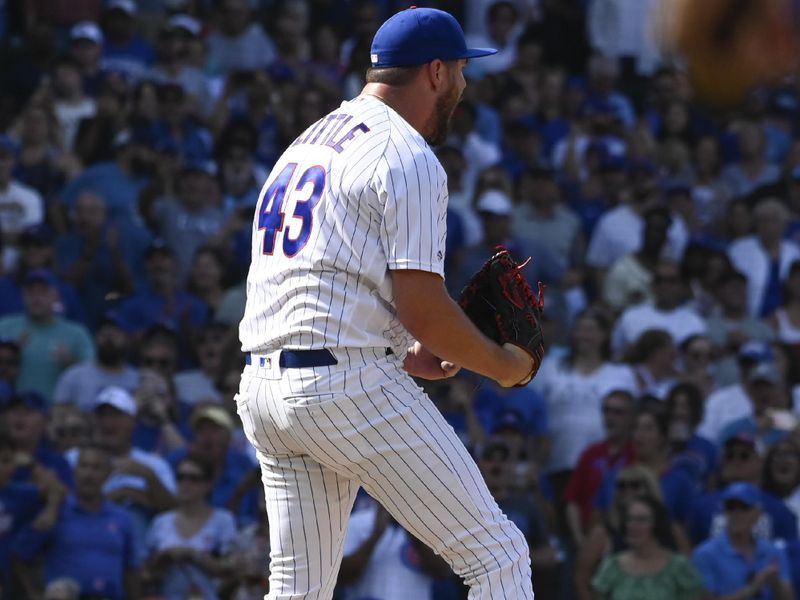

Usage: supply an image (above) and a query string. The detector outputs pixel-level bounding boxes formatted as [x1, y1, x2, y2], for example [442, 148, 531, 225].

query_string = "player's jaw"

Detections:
[424, 77, 462, 146]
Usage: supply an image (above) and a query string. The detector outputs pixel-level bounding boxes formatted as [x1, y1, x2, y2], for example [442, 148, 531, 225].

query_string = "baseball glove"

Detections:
[458, 247, 545, 387]
[655, 0, 800, 105]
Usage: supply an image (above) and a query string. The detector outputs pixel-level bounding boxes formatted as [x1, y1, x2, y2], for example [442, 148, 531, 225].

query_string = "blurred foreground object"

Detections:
[656, 0, 800, 105]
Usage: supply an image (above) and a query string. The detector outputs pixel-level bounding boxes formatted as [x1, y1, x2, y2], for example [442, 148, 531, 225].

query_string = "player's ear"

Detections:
[425, 59, 447, 91]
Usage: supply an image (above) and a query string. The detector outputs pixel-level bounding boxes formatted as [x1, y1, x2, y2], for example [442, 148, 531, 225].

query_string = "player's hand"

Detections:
[496, 343, 535, 388]
[403, 341, 460, 380]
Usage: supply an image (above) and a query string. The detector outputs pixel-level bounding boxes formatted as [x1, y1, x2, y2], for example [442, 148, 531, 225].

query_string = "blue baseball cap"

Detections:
[23, 269, 58, 288]
[5, 391, 47, 412]
[722, 482, 761, 508]
[370, 7, 496, 68]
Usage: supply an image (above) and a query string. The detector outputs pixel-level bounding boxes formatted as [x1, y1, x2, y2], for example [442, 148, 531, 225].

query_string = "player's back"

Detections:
[239, 94, 448, 355]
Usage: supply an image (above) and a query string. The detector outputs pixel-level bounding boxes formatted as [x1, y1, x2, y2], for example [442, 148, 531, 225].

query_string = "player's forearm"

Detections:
[392, 270, 519, 383]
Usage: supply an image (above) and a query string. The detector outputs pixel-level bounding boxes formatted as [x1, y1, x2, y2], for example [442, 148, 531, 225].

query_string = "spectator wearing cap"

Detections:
[13, 443, 142, 600]
[686, 434, 798, 545]
[0, 224, 87, 324]
[564, 389, 637, 544]
[513, 165, 585, 276]
[0, 432, 65, 596]
[611, 260, 707, 355]
[143, 159, 224, 282]
[144, 455, 238, 600]
[166, 404, 258, 522]
[701, 342, 782, 441]
[693, 482, 794, 599]
[728, 197, 800, 318]
[207, 0, 277, 75]
[148, 17, 212, 117]
[722, 122, 782, 200]
[54, 191, 138, 325]
[52, 312, 139, 411]
[602, 206, 670, 312]
[115, 241, 209, 337]
[68, 21, 105, 97]
[0, 134, 44, 265]
[706, 269, 776, 385]
[65, 386, 176, 553]
[3, 391, 73, 487]
[718, 362, 792, 448]
[52, 57, 97, 151]
[0, 269, 94, 400]
[99, 0, 155, 82]
[450, 187, 564, 295]
[584, 159, 689, 287]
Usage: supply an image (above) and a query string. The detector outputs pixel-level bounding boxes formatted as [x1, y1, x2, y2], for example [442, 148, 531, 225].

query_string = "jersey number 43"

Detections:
[257, 162, 326, 257]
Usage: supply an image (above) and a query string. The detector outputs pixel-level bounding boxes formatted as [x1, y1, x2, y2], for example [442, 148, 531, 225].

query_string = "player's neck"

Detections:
[361, 83, 431, 139]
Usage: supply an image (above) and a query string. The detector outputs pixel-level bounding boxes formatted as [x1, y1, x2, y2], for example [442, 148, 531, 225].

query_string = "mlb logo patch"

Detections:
[371, 53, 379, 65]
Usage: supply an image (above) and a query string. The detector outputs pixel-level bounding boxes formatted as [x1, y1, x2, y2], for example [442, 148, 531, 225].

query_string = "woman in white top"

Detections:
[533, 309, 638, 477]
[769, 260, 800, 345]
[145, 456, 237, 600]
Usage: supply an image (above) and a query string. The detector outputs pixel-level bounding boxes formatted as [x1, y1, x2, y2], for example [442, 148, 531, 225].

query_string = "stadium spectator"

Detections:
[721, 122, 782, 199]
[591, 496, 702, 600]
[0, 134, 44, 269]
[686, 433, 798, 545]
[728, 197, 800, 318]
[166, 404, 256, 520]
[663, 383, 717, 486]
[100, 0, 155, 82]
[13, 443, 141, 599]
[693, 482, 794, 600]
[3, 391, 72, 486]
[0, 269, 94, 400]
[206, 0, 277, 75]
[52, 312, 139, 411]
[623, 329, 679, 399]
[762, 438, 800, 520]
[173, 321, 227, 406]
[611, 261, 707, 354]
[66, 22, 104, 98]
[564, 389, 637, 544]
[595, 406, 695, 522]
[144, 455, 237, 600]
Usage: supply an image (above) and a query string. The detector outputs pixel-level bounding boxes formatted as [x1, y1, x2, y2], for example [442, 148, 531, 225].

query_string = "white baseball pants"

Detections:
[235, 347, 534, 600]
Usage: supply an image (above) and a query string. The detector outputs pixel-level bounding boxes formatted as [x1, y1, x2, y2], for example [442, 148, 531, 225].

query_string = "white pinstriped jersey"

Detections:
[239, 94, 448, 357]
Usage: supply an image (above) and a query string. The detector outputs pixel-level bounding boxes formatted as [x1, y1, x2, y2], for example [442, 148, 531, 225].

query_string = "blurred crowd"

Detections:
[2, 0, 800, 599]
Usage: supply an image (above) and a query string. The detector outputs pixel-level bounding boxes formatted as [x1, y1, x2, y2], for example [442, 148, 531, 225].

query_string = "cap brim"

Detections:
[462, 47, 497, 60]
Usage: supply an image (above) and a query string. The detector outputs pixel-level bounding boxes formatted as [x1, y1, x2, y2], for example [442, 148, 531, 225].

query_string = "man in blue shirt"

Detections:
[0, 432, 64, 596]
[687, 434, 798, 544]
[693, 482, 794, 599]
[13, 444, 142, 599]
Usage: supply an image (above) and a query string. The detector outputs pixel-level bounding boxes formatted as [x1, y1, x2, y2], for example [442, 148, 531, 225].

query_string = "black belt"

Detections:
[245, 348, 393, 368]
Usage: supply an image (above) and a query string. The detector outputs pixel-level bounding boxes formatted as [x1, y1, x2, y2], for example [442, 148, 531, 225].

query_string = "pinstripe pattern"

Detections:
[237, 94, 533, 599]
[235, 352, 534, 599]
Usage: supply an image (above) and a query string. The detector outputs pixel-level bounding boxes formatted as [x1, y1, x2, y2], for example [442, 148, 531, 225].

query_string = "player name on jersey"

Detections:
[290, 112, 371, 153]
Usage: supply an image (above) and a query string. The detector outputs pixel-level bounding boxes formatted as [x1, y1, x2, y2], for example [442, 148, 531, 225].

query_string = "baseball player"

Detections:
[237, 7, 537, 599]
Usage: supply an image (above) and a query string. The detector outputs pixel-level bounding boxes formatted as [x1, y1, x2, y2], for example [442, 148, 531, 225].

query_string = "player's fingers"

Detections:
[440, 361, 460, 378]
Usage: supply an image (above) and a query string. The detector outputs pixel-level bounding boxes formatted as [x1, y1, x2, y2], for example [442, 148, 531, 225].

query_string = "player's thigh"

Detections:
[299, 360, 529, 571]
[258, 451, 360, 599]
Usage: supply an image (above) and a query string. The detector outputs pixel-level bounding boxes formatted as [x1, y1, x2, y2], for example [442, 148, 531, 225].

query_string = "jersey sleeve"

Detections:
[375, 143, 447, 277]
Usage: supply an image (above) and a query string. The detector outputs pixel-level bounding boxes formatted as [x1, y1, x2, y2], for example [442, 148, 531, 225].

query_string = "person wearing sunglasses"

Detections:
[592, 495, 704, 600]
[686, 434, 798, 546]
[576, 465, 691, 600]
[693, 482, 794, 600]
[144, 456, 237, 600]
